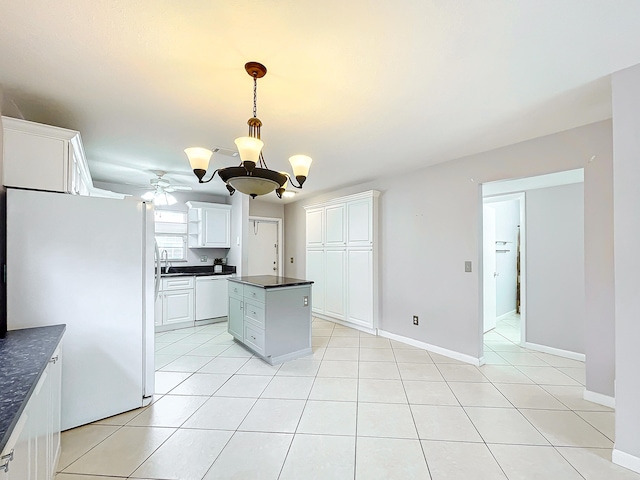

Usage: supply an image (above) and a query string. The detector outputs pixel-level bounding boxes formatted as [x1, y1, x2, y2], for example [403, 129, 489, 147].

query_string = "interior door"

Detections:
[483, 205, 497, 333]
[247, 220, 279, 276]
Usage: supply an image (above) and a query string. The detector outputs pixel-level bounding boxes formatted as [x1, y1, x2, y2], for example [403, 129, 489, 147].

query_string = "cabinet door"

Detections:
[228, 296, 244, 340]
[48, 349, 62, 478]
[163, 289, 194, 325]
[1, 409, 31, 480]
[347, 199, 373, 246]
[306, 208, 324, 247]
[306, 249, 325, 314]
[3, 129, 66, 193]
[347, 249, 374, 328]
[324, 249, 346, 319]
[196, 278, 229, 320]
[325, 205, 346, 246]
[203, 207, 231, 247]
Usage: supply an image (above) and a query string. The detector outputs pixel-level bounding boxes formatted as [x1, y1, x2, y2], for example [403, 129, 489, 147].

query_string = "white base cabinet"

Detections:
[305, 190, 379, 331]
[155, 277, 195, 330]
[1, 346, 62, 480]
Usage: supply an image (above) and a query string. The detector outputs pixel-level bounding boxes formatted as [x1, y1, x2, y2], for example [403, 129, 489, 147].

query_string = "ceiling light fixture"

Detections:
[141, 189, 177, 206]
[184, 62, 312, 199]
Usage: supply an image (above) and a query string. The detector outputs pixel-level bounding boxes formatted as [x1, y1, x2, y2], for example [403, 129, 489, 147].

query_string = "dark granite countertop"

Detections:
[160, 265, 236, 278]
[0, 324, 66, 453]
[229, 275, 314, 289]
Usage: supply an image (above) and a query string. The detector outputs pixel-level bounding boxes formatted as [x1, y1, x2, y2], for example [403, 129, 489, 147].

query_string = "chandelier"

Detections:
[184, 62, 312, 199]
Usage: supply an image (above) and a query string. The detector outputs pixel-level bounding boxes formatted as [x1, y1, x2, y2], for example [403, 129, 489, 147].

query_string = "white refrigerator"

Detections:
[6, 188, 155, 430]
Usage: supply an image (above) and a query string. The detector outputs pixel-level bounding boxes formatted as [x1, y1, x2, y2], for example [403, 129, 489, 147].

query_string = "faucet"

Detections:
[161, 249, 170, 273]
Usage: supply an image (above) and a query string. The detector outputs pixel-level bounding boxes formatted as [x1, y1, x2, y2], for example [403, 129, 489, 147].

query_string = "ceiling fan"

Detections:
[141, 170, 192, 206]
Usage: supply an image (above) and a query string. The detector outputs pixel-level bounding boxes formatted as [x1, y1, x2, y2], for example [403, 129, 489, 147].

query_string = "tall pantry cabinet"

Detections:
[305, 190, 380, 332]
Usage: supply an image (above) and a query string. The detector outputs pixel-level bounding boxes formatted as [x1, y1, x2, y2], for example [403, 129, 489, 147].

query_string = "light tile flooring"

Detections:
[55, 315, 639, 480]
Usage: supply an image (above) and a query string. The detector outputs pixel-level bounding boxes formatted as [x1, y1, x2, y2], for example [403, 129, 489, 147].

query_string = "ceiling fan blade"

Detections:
[171, 185, 193, 191]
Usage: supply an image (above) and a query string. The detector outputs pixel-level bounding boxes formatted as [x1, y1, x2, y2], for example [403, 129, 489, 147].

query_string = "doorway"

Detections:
[247, 216, 283, 276]
[482, 194, 525, 345]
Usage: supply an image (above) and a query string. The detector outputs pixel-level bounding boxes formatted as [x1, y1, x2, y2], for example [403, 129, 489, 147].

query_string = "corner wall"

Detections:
[285, 120, 613, 397]
[612, 62, 640, 471]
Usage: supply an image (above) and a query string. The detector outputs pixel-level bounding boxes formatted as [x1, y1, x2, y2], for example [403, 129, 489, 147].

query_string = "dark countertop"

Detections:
[160, 265, 236, 278]
[0, 324, 65, 452]
[229, 275, 314, 289]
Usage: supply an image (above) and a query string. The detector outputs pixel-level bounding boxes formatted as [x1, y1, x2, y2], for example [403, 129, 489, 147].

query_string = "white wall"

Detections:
[285, 120, 613, 388]
[227, 192, 249, 276]
[526, 183, 585, 354]
[612, 63, 640, 468]
[492, 200, 519, 317]
[249, 199, 284, 219]
[94, 181, 231, 266]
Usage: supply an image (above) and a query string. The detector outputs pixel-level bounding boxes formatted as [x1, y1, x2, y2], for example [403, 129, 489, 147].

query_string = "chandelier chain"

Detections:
[253, 76, 258, 118]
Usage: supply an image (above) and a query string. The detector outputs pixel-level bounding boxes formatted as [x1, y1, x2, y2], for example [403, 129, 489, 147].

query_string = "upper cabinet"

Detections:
[2, 116, 93, 195]
[186, 201, 232, 248]
[305, 193, 374, 248]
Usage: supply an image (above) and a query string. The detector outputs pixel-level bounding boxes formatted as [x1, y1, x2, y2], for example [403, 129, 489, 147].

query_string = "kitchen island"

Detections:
[228, 276, 313, 364]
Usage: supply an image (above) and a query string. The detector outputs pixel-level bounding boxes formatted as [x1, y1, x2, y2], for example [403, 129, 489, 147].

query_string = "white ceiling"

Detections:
[1, 1, 639, 202]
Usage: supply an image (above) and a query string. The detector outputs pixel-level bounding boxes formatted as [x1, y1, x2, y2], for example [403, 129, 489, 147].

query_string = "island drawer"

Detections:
[243, 284, 266, 303]
[244, 323, 265, 355]
[244, 299, 265, 328]
[228, 282, 243, 298]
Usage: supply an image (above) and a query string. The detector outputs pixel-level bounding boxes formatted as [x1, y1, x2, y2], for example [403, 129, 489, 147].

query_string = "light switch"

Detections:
[465, 261, 472, 273]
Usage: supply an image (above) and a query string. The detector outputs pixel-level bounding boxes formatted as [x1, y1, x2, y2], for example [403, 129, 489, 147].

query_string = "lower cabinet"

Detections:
[227, 281, 312, 364]
[155, 277, 195, 330]
[227, 295, 244, 340]
[1, 345, 62, 480]
[156, 275, 232, 331]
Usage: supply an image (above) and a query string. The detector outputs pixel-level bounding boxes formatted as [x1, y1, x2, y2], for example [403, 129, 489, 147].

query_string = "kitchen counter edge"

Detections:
[0, 324, 66, 453]
[228, 275, 314, 289]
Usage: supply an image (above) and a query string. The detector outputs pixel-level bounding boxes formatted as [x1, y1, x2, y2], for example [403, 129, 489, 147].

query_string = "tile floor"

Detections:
[55, 315, 639, 480]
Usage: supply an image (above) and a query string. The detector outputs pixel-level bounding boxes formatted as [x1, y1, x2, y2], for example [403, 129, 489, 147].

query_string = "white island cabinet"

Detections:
[228, 276, 313, 365]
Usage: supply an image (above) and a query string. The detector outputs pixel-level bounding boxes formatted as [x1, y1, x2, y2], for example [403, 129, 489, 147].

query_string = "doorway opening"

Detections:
[480, 169, 585, 362]
[247, 216, 283, 276]
[482, 194, 525, 348]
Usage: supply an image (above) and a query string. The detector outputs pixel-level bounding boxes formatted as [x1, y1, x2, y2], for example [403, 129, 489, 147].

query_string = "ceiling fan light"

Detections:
[141, 191, 155, 201]
[234, 136, 263, 163]
[289, 155, 312, 178]
[184, 147, 213, 171]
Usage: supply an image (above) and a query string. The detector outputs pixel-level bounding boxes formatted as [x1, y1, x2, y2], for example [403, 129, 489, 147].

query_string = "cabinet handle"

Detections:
[1, 449, 13, 473]
[49, 355, 59, 364]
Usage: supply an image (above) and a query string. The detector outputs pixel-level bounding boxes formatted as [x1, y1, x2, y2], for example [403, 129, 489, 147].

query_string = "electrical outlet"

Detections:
[200, 255, 208, 262]
[465, 261, 472, 273]
[290, 257, 294, 264]
[303, 296, 309, 306]
[413, 315, 419, 325]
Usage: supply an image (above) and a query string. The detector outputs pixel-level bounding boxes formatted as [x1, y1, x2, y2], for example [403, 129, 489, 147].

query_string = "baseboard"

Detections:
[496, 310, 517, 321]
[613, 449, 640, 474]
[583, 389, 615, 409]
[378, 330, 481, 366]
[523, 342, 585, 362]
[313, 313, 377, 335]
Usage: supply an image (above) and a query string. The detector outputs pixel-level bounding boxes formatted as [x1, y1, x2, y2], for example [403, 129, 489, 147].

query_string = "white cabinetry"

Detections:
[196, 276, 231, 321]
[305, 190, 379, 332]
[2, 117, 92, 195]
[1, 346, 62, 480]
[155, 277, 195, 330]
[186, 202, 231, 248]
